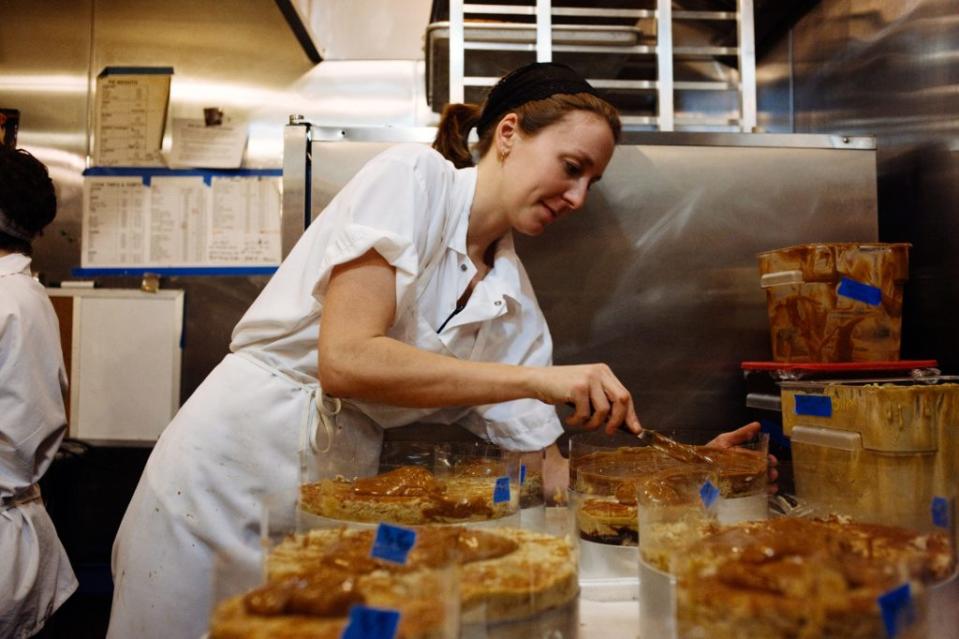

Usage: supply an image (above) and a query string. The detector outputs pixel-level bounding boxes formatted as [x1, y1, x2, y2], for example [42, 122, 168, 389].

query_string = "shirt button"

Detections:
[460, 264, 468, 271]
[494, 300, 502, 306]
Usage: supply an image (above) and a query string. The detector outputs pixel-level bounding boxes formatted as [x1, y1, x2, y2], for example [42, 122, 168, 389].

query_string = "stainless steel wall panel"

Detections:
[5, 1, 314, 404]
[516, 142, 877, 432]
[1, 0, 94, 288]
[309, 132, 878, 433]
[756, 0, 959, 374]
[90, 0, 314, 169]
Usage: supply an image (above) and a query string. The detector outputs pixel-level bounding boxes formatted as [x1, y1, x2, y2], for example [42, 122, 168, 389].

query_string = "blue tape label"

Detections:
[520, 463, 527, 485]
[795, 394, 833, 417]
[493, 476, 511, 504]
[878, 583, 915, 638]
[341, 605, 400, 639]
[699, 480, 720, 509]
[837, 276, 882, 306]
[370, 523, 416, 565]
[931, 496, 951, 529]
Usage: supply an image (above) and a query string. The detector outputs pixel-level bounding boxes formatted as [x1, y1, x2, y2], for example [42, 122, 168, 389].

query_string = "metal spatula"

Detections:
[633, 429, 715, 465]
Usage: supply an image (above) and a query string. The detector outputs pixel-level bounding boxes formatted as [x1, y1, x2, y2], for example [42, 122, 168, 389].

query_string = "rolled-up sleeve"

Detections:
[311, 154, 433, 317]
[474, 399, 564, 451]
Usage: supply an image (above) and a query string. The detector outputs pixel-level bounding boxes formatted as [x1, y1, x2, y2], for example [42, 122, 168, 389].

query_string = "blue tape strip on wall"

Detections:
[71, 267, 278, 277]
[99, 66, 174, 77]
[83, 167, 282, 178]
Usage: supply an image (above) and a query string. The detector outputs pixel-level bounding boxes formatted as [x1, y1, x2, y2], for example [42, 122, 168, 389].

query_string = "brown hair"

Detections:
[0, 146, 57, 255]
[433, 92, 621, 169]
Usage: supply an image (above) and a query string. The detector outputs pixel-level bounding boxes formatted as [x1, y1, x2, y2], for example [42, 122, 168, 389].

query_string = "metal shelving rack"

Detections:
[444, 1, 756, 131]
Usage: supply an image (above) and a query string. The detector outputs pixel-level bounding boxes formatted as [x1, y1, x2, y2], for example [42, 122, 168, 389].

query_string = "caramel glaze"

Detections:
[244, 571, 364, 617]
[352, 466, 442, 497]
[581, 500, 635, 518]
[453, 457, 506, 478]
[693, 516, 952, 584]
[249, 527, 520, 618]
[344, 466, 503, 520]
[579, 446, 766, 506]
[291, 527, 519, 576]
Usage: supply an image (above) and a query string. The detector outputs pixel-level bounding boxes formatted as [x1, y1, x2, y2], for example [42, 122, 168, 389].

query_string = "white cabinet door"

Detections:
[48, 288, 184, 443]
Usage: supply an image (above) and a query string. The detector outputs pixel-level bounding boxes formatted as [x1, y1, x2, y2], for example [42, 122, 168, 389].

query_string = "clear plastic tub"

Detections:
[569, 430, 768, 548]
[758, 242, 909, 362]
[298, 440, 522, 530]
[255, 524, 579, 639]
[672, 516, 940, 639]
[568, 429, 767, 602]
[208, 524, 460, 639]
[636, 466, 721, 639]
[780, 378, 959, 533]
[517, 449, 547, 532]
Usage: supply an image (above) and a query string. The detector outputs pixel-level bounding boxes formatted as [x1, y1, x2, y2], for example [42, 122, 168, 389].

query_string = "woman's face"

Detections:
[499, 110, 616, 236]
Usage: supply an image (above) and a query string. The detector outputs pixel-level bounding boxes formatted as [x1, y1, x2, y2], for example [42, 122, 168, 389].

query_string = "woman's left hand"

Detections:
[706, 421, 779, 493]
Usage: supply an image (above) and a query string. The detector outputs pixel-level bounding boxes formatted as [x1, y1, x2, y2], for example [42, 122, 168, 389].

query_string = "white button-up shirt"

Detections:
[231, 144, 564, 450]
[0, 253, 77, 637]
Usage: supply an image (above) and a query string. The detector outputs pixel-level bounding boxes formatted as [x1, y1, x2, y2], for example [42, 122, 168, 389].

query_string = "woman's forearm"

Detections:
[319, 334, 539, 407]
[318, 250, 640, 433]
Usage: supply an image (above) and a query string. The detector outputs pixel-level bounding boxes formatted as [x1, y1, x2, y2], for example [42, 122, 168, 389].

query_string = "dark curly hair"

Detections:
[0, 146, 57, 255]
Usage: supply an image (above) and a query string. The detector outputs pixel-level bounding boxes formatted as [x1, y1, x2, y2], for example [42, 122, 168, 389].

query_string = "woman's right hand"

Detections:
[531, 364, 641, 435]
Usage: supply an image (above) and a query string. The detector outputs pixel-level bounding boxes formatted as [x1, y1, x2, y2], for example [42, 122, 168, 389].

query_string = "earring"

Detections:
[497, 149, 508, 163]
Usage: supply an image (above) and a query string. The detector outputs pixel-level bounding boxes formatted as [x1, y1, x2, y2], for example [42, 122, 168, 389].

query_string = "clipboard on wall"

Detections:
[93, 66, 173, 167]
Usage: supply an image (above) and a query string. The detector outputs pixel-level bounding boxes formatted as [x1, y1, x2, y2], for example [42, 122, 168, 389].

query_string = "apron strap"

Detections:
[0, 484, 41, 513]
[231, 351, 343, 460]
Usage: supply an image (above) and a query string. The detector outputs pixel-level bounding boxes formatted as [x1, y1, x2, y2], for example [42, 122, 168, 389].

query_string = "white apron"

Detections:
[107, 351, 386, 639]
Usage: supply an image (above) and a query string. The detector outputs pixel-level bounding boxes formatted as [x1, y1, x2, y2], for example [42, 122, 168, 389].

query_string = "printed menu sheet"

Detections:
[93, 67, 172, 167]
[82, 175, 281, 268]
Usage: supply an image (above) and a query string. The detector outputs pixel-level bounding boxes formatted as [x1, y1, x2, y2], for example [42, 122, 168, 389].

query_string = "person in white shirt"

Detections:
[108, 62, 764, 638]
[0, 146, 78, 638]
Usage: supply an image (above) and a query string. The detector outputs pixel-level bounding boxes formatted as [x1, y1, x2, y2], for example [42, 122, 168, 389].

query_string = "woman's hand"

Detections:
[531, 364, 641, 435]
[706, 421, 780, 493]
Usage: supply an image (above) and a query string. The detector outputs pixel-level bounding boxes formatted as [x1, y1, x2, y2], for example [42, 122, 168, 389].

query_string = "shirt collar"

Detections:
[449, 166, 525, 306]
[448, 165, 476, 256]
[485, 232, 524, 306]
[0, 252, 32, 278]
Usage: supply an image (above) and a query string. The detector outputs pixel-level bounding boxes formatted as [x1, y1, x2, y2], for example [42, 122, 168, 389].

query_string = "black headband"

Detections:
[475, 62, 599, 137]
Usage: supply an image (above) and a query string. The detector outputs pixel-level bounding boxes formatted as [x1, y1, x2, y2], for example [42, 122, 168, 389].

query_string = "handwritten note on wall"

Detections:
[93, 68, 173, 167]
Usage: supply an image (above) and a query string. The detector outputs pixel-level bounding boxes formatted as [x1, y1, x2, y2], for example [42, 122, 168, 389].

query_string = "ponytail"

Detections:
[432, 102, 482, 169]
